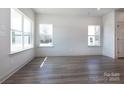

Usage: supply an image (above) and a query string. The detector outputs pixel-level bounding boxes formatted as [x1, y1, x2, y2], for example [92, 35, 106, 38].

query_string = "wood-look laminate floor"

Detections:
[3, 56, 124, 84]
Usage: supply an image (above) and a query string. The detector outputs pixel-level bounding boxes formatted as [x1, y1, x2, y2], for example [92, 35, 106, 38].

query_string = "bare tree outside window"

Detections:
[39, 24, 53, 47]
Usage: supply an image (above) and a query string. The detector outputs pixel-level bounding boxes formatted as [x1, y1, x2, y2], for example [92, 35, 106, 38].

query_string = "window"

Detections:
[39, 24, 53, 47]
[88, 25, 100, 46]
[11, 9, 33, 53]
[23, 17, 32, 48]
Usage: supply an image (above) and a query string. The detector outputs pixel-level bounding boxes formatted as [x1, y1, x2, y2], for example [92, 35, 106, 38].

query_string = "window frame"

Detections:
[39, 24, 53, 47]
[10, 8, 33, 54]
[88, 25, 101, 47]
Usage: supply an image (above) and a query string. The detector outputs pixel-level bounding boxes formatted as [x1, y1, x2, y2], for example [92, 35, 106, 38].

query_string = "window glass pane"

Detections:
[95, 35, 100, 46]
[24, 17, 31, 33]
[88, 36, 95, 46]
[11, 31, 23, 52]
[24, 33, 32, 48]
[11, 9, 33, 53]
[88, 25, 100, 46]
[88, 26, 95, 35]
[11, 9, 22, 31]
[95, 26, 100, 36]
[39, 24, 53, 46]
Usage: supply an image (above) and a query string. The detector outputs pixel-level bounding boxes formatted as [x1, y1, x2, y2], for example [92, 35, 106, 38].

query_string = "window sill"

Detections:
[39, 44, 54, 48]
[9, 47, 34, 55]
[88, 46, 101, 47]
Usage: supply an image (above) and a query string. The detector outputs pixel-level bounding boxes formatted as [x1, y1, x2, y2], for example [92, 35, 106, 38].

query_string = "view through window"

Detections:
[88, 25, 100, 46]
[11, 8, 33, 53]
[39, 24, 53, 47]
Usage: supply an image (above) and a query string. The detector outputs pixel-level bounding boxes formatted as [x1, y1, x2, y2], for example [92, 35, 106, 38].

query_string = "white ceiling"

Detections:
[32, 8, 114, 16]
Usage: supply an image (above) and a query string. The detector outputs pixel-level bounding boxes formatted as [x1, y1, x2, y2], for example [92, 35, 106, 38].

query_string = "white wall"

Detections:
[0, 8, 35, 83]
[35, 14, 102, 56]
[102, 11, 115, 58]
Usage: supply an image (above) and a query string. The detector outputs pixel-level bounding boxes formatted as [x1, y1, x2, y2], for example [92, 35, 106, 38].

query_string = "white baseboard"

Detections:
[0, 57, 34, 84]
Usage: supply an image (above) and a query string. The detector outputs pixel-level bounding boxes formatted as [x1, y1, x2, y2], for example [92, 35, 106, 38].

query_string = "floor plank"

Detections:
[2, 56, 124, 84]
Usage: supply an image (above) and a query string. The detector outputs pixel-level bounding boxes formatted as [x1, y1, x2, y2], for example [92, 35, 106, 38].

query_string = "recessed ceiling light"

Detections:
[97, 8, 101, 11]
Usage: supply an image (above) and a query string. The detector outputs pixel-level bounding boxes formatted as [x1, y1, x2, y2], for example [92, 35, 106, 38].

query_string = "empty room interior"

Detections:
[0, 8, 124, 84]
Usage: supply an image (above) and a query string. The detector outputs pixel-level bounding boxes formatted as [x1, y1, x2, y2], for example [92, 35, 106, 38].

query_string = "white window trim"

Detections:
[10, 8, 34, 54]
[39, 43, 54, 47]
[10, 47, 34, 55]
